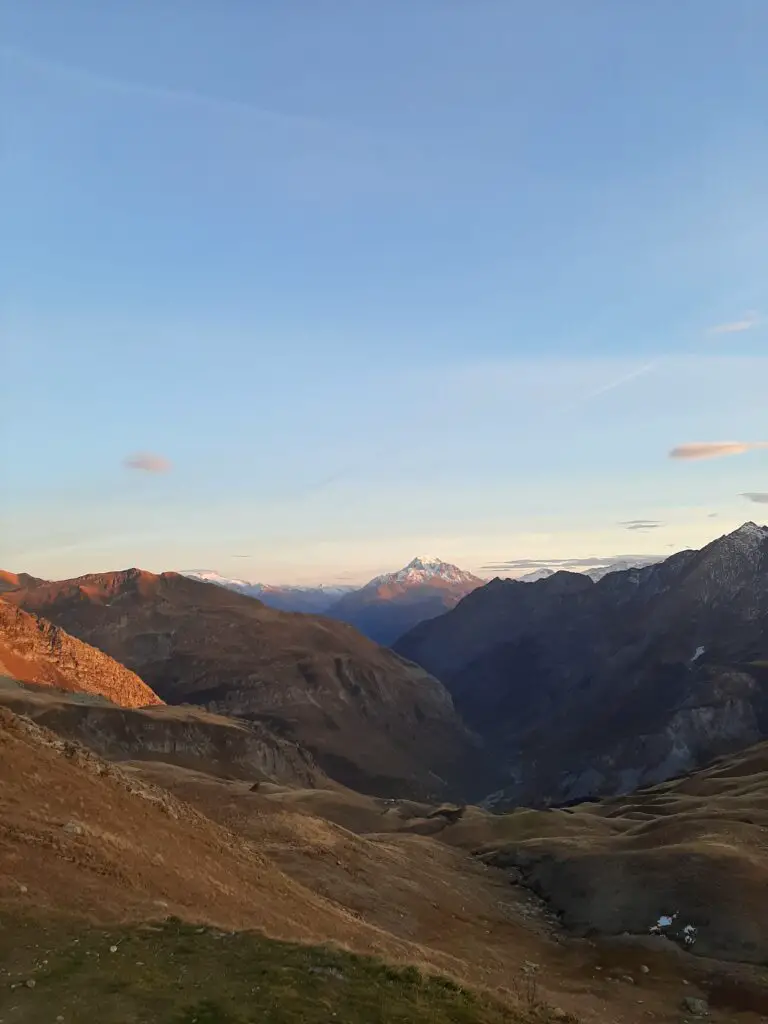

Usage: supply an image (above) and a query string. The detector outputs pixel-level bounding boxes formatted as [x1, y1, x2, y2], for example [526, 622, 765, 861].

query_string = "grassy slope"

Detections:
[0, 917, 552, 1024]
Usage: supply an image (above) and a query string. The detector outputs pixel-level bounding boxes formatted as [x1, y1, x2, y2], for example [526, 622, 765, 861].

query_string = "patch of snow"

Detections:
[691, 646, 706, 663]
[650, 913, 677, 934]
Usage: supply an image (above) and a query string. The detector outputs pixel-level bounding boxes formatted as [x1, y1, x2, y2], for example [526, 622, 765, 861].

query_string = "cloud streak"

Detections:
[742, 492, 768, 504]
[3, 45, 328, 131]
[619, 520, 665, 531]
[123, 452, 172, 473]
[669, 441, 768, 461]
[708, 313, 759, 335]
[557, 359, 662, 415]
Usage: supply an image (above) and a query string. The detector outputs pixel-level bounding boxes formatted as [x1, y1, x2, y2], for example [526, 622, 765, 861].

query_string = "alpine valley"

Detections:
[3, 524, 768, 1024]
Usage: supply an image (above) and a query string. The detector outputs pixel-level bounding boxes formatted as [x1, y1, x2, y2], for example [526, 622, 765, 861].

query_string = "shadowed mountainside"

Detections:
[395, 523, 768, 806]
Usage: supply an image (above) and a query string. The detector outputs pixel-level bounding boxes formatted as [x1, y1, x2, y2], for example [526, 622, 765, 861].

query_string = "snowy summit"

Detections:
[367, 556, 481, 589]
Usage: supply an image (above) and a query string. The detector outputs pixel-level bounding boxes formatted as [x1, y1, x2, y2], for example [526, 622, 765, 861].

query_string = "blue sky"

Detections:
[2, 1, 767, 584]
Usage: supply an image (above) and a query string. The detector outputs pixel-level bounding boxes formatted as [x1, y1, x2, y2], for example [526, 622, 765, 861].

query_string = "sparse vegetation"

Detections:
[0, 916, 564, 1024]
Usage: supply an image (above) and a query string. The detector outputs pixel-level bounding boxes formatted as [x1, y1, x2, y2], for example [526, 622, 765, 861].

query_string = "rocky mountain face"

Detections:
[0, 600, 162, 708]
[395, 523, 768, 806]
[327, 557, 485, 646]
[4, 568, 481, 800]
[181, 571, 356, 614]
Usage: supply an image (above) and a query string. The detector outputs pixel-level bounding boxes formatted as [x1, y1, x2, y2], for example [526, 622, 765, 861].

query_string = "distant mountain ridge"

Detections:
[326, 557, 485, 646]
[395, 522, 768, 806]
[181, 570, 355, 614]
[183, 557, 484, 644]
[516, 556, 662, 583]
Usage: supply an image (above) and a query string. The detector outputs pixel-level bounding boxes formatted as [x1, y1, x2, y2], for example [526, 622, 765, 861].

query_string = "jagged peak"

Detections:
[730, 521, 767, 538]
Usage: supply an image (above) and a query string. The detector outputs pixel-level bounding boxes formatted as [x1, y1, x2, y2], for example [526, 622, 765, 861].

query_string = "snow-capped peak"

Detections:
[366, 556, 480, 588]
[405, 556, 446, 571]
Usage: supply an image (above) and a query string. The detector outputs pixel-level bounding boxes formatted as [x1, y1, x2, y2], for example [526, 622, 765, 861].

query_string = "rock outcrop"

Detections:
[0, 600, 162, 708]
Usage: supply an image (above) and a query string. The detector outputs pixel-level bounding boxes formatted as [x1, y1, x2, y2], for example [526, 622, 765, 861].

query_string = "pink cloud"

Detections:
[669, 441, 768, 461]
[123, 452, 172, 473]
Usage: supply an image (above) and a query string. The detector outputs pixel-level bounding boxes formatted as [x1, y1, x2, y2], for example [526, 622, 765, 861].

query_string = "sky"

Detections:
[2, 1, 767, 586]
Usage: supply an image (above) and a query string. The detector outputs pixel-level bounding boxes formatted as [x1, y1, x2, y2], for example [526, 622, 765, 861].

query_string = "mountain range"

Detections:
[183, 557, 663, 644]
[181, 570, 357, 614]
[183, 557, 484, 645]
[395, 522, 768, 807]
[2, 568, 481, 799]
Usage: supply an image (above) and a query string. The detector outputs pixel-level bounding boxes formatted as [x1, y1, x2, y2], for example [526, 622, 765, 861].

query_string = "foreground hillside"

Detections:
[0, 600, 162, 708]
[3, 568, 482, 799]
[2, 918, 527, 1024]
[395, 523, 768, 805]
[3, 705, 767, 1021]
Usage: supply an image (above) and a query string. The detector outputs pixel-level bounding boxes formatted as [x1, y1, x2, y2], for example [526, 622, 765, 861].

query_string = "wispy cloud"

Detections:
[707, 312, 759, 335]
[481, 554, 662, 573]
[669, 441, 768, 461]
[3, 45, 327, 130]
[742, 492, 768, 504]
[558, 359, 662, 414]
[619, 519, 665, 531]
[123, 452, 172, 473]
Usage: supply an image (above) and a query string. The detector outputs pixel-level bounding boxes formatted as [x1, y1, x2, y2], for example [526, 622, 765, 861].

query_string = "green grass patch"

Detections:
[0, 916, 547, 1024]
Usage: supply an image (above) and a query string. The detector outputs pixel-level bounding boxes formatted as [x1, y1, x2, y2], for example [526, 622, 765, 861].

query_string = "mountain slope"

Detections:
[0, 600, 162, 708]
[395, 523, 768, 805]
[4, 568, 481, 799]
[327, 556, 484, 646]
